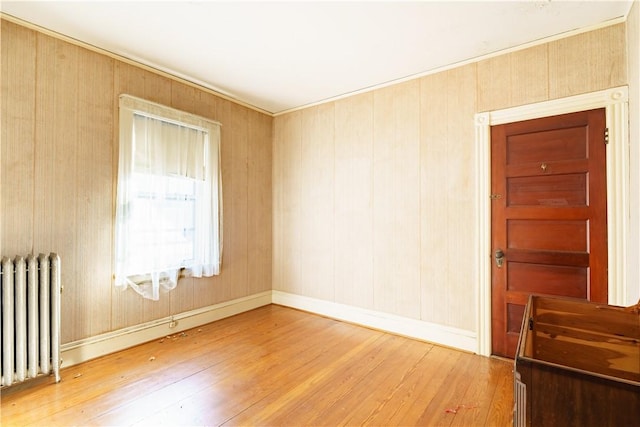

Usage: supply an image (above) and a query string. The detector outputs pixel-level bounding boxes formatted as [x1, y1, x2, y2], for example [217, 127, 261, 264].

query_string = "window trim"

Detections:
[119, 94, 221, 130]
[115, 94, 223, 300]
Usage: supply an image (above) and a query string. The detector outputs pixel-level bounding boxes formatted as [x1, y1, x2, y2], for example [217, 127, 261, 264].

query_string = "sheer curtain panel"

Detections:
[115, 95, 222, 300]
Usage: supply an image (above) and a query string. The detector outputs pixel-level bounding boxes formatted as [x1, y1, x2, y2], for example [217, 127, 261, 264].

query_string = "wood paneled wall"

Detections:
[2, 17, 633, 345]
[273, 23, 628, 332]
[1, 19, 273, 344]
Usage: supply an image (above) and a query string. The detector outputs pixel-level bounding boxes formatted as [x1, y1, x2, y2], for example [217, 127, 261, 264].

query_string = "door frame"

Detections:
[474, 86, 629, 356]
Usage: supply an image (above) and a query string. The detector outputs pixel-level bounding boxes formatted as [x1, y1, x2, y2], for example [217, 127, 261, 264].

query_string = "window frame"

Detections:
[114, 94, 223, 300]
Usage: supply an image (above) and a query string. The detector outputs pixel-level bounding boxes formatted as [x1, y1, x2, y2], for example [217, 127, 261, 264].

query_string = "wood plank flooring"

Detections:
[1, 305, 514, 426]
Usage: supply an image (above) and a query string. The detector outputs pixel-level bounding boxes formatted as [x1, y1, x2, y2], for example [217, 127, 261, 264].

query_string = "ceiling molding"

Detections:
[1, 9, 629, 117]
[0, 12, 273, 116]
[274, 15, 627, 117]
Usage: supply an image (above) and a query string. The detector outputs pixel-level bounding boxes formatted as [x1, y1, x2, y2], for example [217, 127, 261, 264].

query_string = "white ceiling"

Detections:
[1, 1, 634, 114]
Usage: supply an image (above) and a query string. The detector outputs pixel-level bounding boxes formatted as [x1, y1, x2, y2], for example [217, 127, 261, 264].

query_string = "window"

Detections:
[114, 95, 222, 300]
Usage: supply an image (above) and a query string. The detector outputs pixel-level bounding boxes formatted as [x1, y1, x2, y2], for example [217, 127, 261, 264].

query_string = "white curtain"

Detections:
[115, 95, 222, 300]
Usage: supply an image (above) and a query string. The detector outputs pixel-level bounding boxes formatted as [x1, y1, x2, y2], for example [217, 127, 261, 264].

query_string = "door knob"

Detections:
[495, 249, 505, 268]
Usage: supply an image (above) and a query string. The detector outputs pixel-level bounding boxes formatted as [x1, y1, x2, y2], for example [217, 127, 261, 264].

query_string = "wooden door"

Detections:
[490, 109, 608, 358]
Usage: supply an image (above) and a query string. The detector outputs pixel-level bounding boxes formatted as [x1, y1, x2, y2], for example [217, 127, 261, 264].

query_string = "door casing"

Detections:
[474, 86, 629, 356]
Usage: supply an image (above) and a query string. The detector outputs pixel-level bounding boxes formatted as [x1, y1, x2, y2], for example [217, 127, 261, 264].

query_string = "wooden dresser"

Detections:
[513, 295, 639, 426]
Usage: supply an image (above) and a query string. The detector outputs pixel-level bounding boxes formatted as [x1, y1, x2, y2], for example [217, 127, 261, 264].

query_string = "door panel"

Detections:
[507, 174, 587, 206]
[508, 220, 588, 250]
[491, 109, 608, 358]
[508, 263, 587, 297]
[506, 127, 587, 163]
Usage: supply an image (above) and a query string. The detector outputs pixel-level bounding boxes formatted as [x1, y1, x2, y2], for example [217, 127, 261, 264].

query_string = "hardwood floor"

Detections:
[1, 305, 514, 426]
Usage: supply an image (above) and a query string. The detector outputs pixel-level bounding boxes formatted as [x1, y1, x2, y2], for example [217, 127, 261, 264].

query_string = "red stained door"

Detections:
[490, 109, 608, 358]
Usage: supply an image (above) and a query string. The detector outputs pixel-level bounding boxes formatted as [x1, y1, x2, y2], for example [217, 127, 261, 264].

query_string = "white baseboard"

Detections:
[271, 290, 477, 353]
[60, 291, 272, 368]
[61, 290, 478, 369]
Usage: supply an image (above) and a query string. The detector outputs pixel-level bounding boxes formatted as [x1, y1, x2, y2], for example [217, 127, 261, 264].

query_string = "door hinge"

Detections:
[490, 194, 502, 200]
[604, 127, 609, 144]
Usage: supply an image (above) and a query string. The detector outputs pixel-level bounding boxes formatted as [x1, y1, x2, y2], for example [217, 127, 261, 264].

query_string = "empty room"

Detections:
[1, 1, 639, 426]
